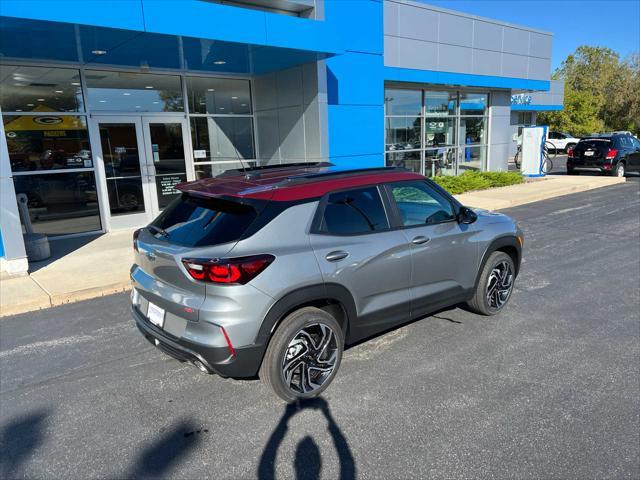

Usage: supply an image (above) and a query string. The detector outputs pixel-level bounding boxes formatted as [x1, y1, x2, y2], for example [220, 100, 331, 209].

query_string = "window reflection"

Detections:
[424, 91, 456, 116]
[13, 172, 101, 235]
[4, 115, 92, 172]
[385, 117, 421, 151]
[0, 65, 84, 113]
[85, 70, 183, 112]
[384, 89, 422, 116]
[187, 77, 252, 115]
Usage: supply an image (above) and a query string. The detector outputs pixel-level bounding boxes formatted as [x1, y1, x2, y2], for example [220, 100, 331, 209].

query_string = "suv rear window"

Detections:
[577, 138, 612, 149]
[320, 186, 389, 235]
[150, 194, 258, 247]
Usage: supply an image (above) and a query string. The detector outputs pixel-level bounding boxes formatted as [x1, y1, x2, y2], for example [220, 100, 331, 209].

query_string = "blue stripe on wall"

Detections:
[511, 104, 564, 111]
[384, 66, 551, 91]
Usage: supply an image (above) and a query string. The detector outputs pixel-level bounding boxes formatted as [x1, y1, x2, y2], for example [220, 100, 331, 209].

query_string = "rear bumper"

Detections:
[132, 306, 266, 378]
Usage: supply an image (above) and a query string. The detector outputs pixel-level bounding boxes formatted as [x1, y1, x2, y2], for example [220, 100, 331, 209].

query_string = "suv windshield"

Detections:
[150, 194, 258, 247]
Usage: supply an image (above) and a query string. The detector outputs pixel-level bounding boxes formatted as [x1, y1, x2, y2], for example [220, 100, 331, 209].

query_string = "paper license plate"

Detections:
[147, 302, 165, 328]
[584, 151, 595, 156]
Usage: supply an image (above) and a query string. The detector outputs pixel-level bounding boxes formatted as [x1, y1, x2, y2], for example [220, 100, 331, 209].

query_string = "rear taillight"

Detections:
[605, 148, 617, 160]
[567, 147, 574, 158]
[133, 228, 141, 252]
[182, 255, 275, 284]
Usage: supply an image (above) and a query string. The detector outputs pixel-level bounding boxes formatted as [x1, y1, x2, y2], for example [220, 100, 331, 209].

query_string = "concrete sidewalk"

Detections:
[0, 174, 625, 317]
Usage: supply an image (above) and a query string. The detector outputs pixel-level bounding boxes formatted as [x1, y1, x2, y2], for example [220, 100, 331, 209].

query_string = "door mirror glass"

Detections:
[458, 206, 478, 224]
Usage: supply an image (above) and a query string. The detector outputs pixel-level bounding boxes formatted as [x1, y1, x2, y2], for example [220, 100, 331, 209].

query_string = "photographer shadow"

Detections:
[258, 397, 355, 480]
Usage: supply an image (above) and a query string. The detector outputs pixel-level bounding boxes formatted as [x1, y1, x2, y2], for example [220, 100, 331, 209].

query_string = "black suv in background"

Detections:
[567, 132, 640, 177]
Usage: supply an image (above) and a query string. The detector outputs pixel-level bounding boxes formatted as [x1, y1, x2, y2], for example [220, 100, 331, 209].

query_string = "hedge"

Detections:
[432, 171, 524, 195]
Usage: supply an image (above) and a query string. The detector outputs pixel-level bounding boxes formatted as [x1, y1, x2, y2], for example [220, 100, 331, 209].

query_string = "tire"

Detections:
[466, 251, 516, 316]
[613, 162, 626, 177]
[260, 307, 344, 403]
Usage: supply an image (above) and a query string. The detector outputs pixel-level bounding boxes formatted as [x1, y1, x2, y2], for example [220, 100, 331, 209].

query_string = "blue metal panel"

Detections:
[328, 105, 384, 162]
[0, 0, 145, 31]
[0, 229, 5, 259]
[0, 17, 78, 62]
[511, 105, 564, 111]
[142, 0, 267, 46]
[326, 53, 383, 106]
[325, 0, 383, 54]
[264, 12, 342, 54]
[384, 66, 551, 91]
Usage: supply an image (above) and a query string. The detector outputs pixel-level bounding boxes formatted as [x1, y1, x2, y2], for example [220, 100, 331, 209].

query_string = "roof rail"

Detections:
[217, 162, 334, 177]
[286, 166, 406, 182]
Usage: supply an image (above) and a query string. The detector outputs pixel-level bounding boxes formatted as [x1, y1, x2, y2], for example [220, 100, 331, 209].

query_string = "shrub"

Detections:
[432, 171, 523, 195]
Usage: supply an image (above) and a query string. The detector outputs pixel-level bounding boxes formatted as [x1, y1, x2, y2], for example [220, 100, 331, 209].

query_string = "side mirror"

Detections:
[458, 206, 478, 224]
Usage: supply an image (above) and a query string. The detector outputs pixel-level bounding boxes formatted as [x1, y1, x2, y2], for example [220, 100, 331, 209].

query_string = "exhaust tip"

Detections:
[193, 360, 210, 374]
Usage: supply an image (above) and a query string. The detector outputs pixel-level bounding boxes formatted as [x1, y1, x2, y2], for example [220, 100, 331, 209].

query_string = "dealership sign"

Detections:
[511, 94, 532, 105]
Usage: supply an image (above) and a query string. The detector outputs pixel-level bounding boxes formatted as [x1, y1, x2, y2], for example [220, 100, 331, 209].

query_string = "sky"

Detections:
[423, 0, 640, 70]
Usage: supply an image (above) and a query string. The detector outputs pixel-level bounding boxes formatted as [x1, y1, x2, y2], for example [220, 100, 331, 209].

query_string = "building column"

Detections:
[0, 107, 28, 275]
[487, 91, 512, 172]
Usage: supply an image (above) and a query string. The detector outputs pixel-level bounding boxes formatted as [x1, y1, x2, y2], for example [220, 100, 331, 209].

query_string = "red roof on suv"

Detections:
[177, 163, 423, 202]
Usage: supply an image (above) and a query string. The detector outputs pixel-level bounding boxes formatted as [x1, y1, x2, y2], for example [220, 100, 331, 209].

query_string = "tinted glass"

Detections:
[460, 93, 487, 115]
[460, 117, 486, 144]
[322, 187, 389, 235]
[86, 70, 183, 112]
[152, 194, 258, 247]
[384, 89, 421, 116]
[148, 123, 188, 208]
[13, 172, 101, 235]
[385, 116, 421, 151]
[386, 150, 421, 173]
[190, 116, 255, 161]
[4, 115, 92, 172]
[617, 136, 633, 149]
[0, 65, 84, 112]
[632, 137, 640, 149]
[425, 118, 455, 147]
[577, 138, 612, 150]
[187, 77, 252, 115]
[389, 181, 455, 226]
[424, 91, 456, 116]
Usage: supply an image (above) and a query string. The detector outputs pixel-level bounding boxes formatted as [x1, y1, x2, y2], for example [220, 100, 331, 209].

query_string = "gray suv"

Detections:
[131, 163, 523, 402]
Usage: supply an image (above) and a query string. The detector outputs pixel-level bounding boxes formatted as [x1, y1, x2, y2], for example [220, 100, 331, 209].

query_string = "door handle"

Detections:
[411, 236, 431, 245]
[325, 251, 349, 262]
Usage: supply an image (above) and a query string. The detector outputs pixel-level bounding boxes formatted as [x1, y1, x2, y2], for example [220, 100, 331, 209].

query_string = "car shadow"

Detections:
[126, 419, 205, 479]
[258, 397, 355, 480]
[0, 407, 50, 478]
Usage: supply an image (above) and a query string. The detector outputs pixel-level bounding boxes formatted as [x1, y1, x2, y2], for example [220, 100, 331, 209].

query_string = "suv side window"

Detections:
[320, 186, 389, 235]
[618, 136, 632, 150]
[388, 181, 455, 226]
[632, 137, 640, 149]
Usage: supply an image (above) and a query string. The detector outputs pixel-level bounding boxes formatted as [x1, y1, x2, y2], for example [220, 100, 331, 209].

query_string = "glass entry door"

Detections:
[93, 116, 190, 230]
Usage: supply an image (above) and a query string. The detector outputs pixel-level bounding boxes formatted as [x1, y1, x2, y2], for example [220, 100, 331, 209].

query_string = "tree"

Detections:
[538, 46, 640, 135]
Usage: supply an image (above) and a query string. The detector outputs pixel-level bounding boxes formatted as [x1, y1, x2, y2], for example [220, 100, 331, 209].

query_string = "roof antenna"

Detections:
[230, 138, 251, 178]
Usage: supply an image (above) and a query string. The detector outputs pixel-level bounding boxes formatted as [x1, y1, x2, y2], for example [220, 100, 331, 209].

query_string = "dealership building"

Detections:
[0, 0, 563, 274]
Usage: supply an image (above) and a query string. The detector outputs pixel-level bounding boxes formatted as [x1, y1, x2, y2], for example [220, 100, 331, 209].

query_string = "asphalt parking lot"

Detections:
[1, 179, 639, 479]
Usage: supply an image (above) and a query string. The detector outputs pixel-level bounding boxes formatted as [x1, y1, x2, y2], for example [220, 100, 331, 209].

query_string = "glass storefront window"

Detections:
[190, 116, 255, 162]
[386, 151, 421, 173]
[460, 117, 487, 145]
[0, 65, 84, 113]
[460, 93, 488, 115]
[13, 172, 101, 235]
[187, 77, 252, 115]
[384, 89, 422, 116]
[4, 115, 92, 172]
[424, 91, 456, 116]
[385, 117, 421, 151]
[85, 71, 183, 112]
[424, 118, 455, 147]
[459, 146, 486, 172]
[424, 148, 458, 177]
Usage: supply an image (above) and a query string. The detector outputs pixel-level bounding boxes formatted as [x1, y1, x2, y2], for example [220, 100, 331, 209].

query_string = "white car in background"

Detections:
[547, 131, 581, 152]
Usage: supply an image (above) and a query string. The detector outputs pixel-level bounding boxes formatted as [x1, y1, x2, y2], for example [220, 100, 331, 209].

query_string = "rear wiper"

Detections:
[147, 225, 169, 238]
